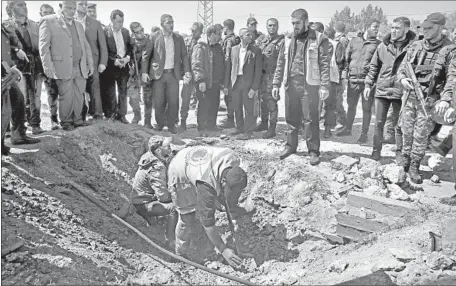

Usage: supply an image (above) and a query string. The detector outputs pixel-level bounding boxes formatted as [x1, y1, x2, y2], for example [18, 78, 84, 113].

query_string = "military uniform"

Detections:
[252, 30, 266, 47]
[179, 35, 200, 128]
[2, 25, 15, 153]
[255, 34, 285, 138]
[396, 14, 454, 183]
[219, 33, 240, 128]
[127, 34, 150, 124]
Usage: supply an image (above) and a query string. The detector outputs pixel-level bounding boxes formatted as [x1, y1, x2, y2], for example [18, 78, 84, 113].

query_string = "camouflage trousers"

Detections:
[127, 76, 144, 119]
[259, 73, 278, 124]
[385, 104, 399, 138]
[401, 96, 436, 158]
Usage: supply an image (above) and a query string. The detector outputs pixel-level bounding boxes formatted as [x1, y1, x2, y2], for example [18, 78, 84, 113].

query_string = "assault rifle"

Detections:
[1, 61, 21, 94]
[404, 61, 429, 118]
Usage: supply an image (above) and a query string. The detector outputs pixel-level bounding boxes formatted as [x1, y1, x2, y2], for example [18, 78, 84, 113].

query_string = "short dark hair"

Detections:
[366, 18, 380, 28]
[151, 26, 160, 34]
[214, 24, 223, 31]
[110, 9, 124, 20]
[223, 19, 235, 30]
[206, 25, 218, 37]
[312, 22, 324, 33]
[160, 14, 173, 25]
[129, 22, 142, 32]
[291, 9, 309, 21]
[335, 22, 345, 33]
[393, 17, 410, 28]
[324, 27, 336, 39]
[267, 18, 279, 25]
[239, 28, 249, 36]
[40, 3, 54, 12]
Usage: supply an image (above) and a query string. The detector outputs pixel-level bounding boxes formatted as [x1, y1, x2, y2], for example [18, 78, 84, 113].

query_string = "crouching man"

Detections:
[127, 136, 183, 245]
[168, 146, 248, 268]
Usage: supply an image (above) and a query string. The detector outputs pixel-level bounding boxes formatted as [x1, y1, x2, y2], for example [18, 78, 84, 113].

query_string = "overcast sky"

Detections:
[2, 1, 455, 34]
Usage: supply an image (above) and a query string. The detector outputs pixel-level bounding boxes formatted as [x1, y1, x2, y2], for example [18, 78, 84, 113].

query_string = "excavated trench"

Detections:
[2, 122, 456, 285]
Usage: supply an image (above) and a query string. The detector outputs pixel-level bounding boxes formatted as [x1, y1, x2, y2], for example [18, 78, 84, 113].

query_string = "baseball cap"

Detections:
[225, 166, 248, 189]
[247, 17, 258, 26]
[191, 22, 204, 32]
[422, 12, 446, 28]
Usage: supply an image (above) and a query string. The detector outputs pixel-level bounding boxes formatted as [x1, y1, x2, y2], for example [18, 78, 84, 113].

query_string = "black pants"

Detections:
[346, 81, 375, 134]
[44, 77, 59, 123]
[373, 97, 402, 153]
[196, 83, 221, 131]
[100, 67, 129, 119]
[82, 70, 104, 120]
[324, 82, 338, 128]
[285, 76, 320, 156]
[9, 82, 27, 140]
[232, 76, 256, 133]
[153, 72, 179, 129]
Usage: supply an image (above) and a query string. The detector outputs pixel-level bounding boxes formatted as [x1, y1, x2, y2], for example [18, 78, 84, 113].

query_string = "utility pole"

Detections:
[197, 1, 213, 32]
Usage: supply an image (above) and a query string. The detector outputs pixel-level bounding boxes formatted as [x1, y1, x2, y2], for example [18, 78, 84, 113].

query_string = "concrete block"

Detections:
[347, 192, 418, 217]
[336, 213, 388, 233]
[336, 224, 370, 241]
[331, 155, 359, 170]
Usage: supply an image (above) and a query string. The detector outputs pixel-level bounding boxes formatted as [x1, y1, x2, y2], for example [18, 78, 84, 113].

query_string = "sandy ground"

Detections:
[1, 83, 455, 285]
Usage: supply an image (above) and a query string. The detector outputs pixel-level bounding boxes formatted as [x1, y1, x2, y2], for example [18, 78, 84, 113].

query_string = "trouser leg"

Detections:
[180, 81, 194, 121]
[153, 77, 166, 127]
[285, 77, 305, 151]
[175, 211, 196, 256]
[206, 84, 221, 129]
[303, 85, 321, 156]
[324, 82, 337, 128]
[401, 98, 418, 156]
[72, 66, 86, 125]
[361, 85, 375, 135]
[373, 98, 390, 153]
[232, 79, 244, 132]
[127, 77, 142, 120]
[196, 89, 209, 131]
[116, 70, 129, 118]
[9, 82, 27, 139]
[345, 81, 362, 131]
[242, 88, 256, 133]
[335, 82, 347, 126]
[31, 74, 43, 127]
[165, 73, 179, 129]
[411, 102, 436, 158]
[2, 90, 12, 146]
[44, 77, 59, 123]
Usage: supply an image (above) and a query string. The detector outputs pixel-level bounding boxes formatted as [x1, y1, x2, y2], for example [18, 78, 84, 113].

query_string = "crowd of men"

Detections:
[2, 0, 456, 269]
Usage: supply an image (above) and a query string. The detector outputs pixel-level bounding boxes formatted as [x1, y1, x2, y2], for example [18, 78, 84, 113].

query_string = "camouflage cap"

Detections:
[422, 12, 446, 28]
[247, 17, 258, 25]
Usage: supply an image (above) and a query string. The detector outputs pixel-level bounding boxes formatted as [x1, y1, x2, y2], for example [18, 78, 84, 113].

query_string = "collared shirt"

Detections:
[111, 25, 126, 58]
[238, 44, 248, 75]
[163, 32, 175, 69]
[75, 14, 87, 31]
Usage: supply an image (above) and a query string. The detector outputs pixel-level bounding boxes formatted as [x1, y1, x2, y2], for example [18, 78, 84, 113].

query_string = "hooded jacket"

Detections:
[343, 35, 381, 82]
[365, 30, 416, 100]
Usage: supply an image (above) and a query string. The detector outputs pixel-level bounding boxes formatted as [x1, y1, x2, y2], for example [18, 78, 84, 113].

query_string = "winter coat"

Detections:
[192, 38, 225, 89]
[343, 36, 381, 82]
[365, 30, 416, 100]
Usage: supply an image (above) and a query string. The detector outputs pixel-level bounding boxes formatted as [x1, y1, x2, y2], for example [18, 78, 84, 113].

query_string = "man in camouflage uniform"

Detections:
[127, 22, 149, 125]
[439, 55, 456, 205]
[219, 19, 240, 129]
[397, 12, 454, 184]
[179, 22, 204, 131]
[254, 18, 285, 139]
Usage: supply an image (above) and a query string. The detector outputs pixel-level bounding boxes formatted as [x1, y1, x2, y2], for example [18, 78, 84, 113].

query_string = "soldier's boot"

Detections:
[263, 123, 276, 139]
[254, 120, 268, 132]
[219, 115, 235, 129]
[397, 153, 411, 172]
[132, 111, 141, 124]
[383, 131, 396, 144]
[144, 114, 153, 129]
[179, 119, 187, 132]
[409, 154, 423, 184]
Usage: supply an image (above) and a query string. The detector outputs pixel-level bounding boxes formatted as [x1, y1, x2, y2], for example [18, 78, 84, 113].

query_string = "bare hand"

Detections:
[363, 87, 371, 101]
[114, 59, 122, 67]
[401, 78, 413, 90]
[435, 101, 450, 116]
[142, 73, 150, 83]
[16, 49, 28, 62]
[199, 82, 206, 92]
[272, 87, 279, 99]
[98, 64, 106, 73]
[444, 107, 455, 123]
[319, 87, 329, 101]
[10, 66, 22, 81]
[248, 89, 255, 99]
[222, 248, 242, 268]
[223, 88, 229, 95]
[88, 67, 94, 77]
[185, 72, 192, 82]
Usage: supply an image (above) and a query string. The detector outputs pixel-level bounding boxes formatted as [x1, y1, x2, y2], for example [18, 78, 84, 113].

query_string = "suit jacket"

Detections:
[225, 42, 262, 91]
[83, 16, 108, 70]
[39, 14, 93, 80]
[4, 18, 40, 54]
[104, 24, 133, 71]
[141, 31, 190, 80]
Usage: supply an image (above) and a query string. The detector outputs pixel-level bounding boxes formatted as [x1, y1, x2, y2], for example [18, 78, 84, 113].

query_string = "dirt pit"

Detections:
[2, 122, 456, 285]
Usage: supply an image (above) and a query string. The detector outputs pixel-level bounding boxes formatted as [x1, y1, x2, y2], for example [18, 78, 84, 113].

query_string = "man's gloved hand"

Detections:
[98, 64, 106, 73]
[401, 78, 413, 90]
[363, 87, 371, 101]
[272, 87, 279, 99]
[319, 86, 329, 101]
[435, 100, 450, 116]
[248, 89, 255, 99]
[222, 248, 242, 268]
[16, 49, 28, 62]
[10, 66, 23, 81]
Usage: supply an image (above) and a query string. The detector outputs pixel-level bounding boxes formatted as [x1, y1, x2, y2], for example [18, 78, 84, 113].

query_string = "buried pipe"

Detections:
[65, 180, 256, 286]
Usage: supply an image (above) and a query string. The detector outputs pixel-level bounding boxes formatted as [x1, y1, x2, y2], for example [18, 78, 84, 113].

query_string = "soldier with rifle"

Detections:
[397, 12, 454, 184]
[128, 22, 150, 125]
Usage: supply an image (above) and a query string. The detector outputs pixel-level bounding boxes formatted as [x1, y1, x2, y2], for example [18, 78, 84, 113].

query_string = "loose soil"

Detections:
[1, 87, 455, 285]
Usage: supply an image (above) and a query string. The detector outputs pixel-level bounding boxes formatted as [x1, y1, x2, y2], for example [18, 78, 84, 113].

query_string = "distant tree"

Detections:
[330, 4, 388, 33]
[445, 11, 456, 31]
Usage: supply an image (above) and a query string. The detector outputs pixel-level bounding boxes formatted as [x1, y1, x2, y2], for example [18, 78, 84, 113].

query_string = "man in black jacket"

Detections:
[272, 9, 330, 165]
[364, 17, 416, 160]
[337, 18, 381, 143]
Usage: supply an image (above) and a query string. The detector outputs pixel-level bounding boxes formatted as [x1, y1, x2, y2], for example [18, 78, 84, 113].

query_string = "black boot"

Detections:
[263, 123, 276, 139]
[254, 120, 268, 132]
[371, 150, 381, 161]
[179, 119, 187, 132]
[144, 114, 153, 129]
[409, 154, 423, 184]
